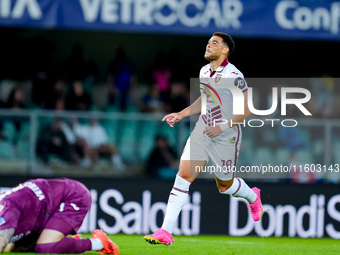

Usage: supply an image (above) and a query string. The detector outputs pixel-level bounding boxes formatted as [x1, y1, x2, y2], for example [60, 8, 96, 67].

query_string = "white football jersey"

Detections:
[195, 58, 248, 142]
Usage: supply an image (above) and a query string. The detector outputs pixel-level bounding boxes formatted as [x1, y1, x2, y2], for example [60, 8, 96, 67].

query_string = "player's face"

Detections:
[204, 36, 228, 61]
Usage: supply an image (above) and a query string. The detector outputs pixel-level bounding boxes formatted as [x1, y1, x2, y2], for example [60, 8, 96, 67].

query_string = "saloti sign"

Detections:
[0, 0, 339, 40]
[79, 189, 201, 236]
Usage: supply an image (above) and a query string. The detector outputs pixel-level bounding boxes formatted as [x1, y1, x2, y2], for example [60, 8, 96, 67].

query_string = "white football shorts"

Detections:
[180, 126, 241, 181]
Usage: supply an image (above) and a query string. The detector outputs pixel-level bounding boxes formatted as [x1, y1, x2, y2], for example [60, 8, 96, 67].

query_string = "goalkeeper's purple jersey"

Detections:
[0, 178, 90, 244]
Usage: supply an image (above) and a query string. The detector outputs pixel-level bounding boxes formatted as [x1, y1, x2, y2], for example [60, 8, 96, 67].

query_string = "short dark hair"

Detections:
[213, 32, 235, 56]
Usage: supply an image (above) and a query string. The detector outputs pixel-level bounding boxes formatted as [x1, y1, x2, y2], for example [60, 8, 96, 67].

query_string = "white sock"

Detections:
[161, 175, 191, 234]
[90, 238, 104, 251]
[220, 178, 257, 203]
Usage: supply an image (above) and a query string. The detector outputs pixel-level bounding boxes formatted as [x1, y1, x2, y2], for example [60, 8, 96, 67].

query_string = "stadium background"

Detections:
[0, 0, 339, 239]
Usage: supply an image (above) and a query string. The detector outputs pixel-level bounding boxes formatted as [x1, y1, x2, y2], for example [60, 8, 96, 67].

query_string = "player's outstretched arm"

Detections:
[162, 96, 201, 127]
[0, 228, 15, 253]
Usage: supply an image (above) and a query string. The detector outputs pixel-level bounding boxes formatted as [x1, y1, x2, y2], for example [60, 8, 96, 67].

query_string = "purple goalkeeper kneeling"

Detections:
[0, 178, 118, 254]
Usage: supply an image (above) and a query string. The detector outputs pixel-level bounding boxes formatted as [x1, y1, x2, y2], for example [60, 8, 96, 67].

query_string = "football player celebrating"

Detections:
[145, 32, 263, 245]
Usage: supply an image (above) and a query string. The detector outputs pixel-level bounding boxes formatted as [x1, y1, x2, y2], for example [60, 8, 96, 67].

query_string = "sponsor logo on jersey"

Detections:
[234, 77, 247, 90]
[228, 137, 237, 145]
[59, 202, 65, 212]
[199, 82, 223, 107]
[0, 217, 6, 226]
[71, 203, 80, 211]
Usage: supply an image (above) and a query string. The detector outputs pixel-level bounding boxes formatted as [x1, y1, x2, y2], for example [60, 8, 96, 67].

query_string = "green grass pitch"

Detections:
[5, 234, 339, 255]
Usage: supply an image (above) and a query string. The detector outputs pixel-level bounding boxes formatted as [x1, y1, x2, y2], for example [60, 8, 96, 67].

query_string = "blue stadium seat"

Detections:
[119, 140, 138, 163]
[295, 150, 314, 164]
[275, 147, 290, 165]
[254, 147, 275, 166]
[158, 125, 177, 147]
[333, 140, 340, 163]
[0, 141, 15, 159]
[139, 137, 155, 162]
[313, 139, 324, 157]
[3, 121, 16, 142]
[17, 140, 29, 159]
[103, 122, 118, 144]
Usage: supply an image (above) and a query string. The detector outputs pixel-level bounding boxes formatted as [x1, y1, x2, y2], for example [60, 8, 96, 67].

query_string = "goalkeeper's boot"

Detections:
[92, 229, 119, 255]
[248, 187, 263, 221]
[144, 229, 173, 246]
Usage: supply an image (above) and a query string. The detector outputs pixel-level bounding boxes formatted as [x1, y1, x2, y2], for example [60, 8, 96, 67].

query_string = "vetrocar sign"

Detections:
[79, 0, 243, 28]
[0, 0, 339, 41]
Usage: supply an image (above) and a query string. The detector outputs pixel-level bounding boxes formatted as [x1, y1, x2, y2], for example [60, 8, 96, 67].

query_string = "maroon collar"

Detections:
[220, 58, 229, 67]
[209, 58, 229, 77]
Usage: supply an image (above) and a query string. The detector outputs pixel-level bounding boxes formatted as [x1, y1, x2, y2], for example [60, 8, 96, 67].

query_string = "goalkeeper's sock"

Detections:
[90, 238, 104, 251]
[220, 178, 257, 203]
[161, 174, 191, 234]
[35, 238, 92, 253]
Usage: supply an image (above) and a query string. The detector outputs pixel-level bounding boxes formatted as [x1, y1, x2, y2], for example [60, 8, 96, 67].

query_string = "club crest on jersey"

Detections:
[215, 74, 222, 83]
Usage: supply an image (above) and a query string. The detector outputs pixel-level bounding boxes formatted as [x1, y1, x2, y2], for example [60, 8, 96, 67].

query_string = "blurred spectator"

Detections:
[6, 86, 25, 110]
[279, 126, 308, 154]
[167, 81, 189, 113]
[66, 80, 92, 111]
[36, 118, 77, 165]
[32, 71, 50, 108]
[30, 36, 54, 107]
[141, 83, 166, 113]
[62, 43, 97, 83]
[146, 135, 178, 179]
[85, 118, 125, 170]
[55, 98, 66, 111]
[5, 87, 26, 151]
[45, 79, 67, 110]
[150, 51, 172, 99]
[278, 126, 315, 183]
[68, 118, 125, 171]
[167, 47, 186, 83]
[0, 99, 5, 141]
[61, 117, 93, 168]
[107, 47, 136, 111]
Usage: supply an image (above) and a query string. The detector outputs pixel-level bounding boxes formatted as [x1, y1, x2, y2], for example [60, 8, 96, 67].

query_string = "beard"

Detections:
[204, 52, 219, 61]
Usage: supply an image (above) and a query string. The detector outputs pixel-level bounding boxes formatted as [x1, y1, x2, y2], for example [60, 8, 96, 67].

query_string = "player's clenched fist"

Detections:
[162, 113, 183, 127]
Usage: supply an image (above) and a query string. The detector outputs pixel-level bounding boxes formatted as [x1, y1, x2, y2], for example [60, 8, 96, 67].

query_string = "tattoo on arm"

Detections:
[0, 228, 15, 253]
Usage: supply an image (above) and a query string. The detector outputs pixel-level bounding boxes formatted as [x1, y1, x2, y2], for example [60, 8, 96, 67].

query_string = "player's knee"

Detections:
[35, 242, 57, 253]
[177, 171, 191, 182]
